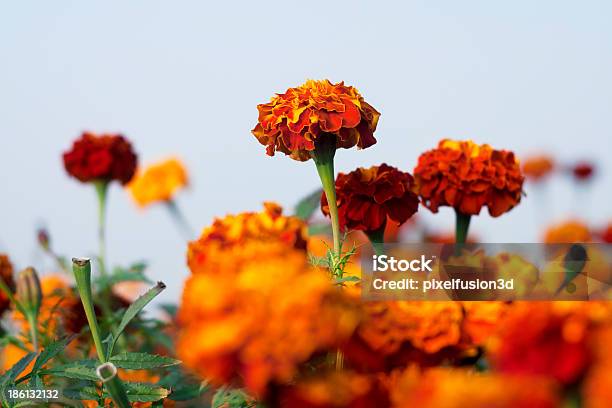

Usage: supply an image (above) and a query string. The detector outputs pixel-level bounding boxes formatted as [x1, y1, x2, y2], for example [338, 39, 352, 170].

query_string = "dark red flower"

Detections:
[572, 161, 595, 181]
[0, 254, 15, 314]
[321, 164, 419, 234]
[63, 132, 137, 185]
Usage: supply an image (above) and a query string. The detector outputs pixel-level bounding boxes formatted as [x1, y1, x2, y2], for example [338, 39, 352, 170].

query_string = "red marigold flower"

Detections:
[413, 139, 524, 217]
[522, 154, 555, 181]
[572, 161, 596, 181]
[252, 79, 380, 161]
[321, 164, 419, 235]
[63, 132, 138, 185]
[488, 302, 610, 385]
[600, 223, 612, 243]
[0, 254, 15, 315]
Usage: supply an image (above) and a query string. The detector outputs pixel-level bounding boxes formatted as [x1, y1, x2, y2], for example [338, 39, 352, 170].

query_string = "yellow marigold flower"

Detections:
[388, 366, 560, 408]
[178, 241, 360, 396]
[187, 203, 308, 274]
[128, 158, 188, 208]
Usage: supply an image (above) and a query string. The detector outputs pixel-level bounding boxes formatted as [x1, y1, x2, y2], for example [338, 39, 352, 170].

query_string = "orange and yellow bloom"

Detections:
[522, 155, 555, 181]
[128, 158, 189, 207]
[414, 139, 524, 217]
[252, 79, 380, 161]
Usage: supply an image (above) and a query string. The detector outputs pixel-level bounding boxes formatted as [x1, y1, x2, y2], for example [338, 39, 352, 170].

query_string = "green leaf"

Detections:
[110, 352, 180, 369]
[0, 352, 37, 384]
[123, 382, 170, 403]
[32, 334, 77, 373]
[42, 360, 99, 381]
[167, 381, 208, 401]
[212, 388, 259, 408]
[294, 188, 323, 221]
[108, 282, 166, 357]
[335, 276, 361, 284]
[63, 385, 100, 401]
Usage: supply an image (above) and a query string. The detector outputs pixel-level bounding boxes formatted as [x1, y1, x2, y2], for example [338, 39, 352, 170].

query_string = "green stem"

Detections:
[97, 363, 131, 408]
[165, 199, 194, 240]
[455, 211, 471, 257]
[72, 258, 107, 363]
[311, 136, 341, 260]
[26, 314, 39, 351]
[365, 221, 386, 256]
[94, 181, 109, 277]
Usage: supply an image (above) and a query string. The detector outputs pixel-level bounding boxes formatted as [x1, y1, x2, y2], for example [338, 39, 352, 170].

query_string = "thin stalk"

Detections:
[72, 258, 106, 363]
[26, 314, 39, 351]
[165, 199, 194, 240]
[454, 211, 472, 256]
[365, 221, 386, 256]
[97, 362, 131, 408]
[94, 181, 109, 276]
[311, 136, 341, 261]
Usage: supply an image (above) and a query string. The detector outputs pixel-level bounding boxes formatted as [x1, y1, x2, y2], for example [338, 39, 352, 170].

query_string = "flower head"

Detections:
[413, 139, 524, 217]
[388, 366, 560, 408]
[0, 254, 15, 314]
[522, 155, 555, 181]
[128, 158, 188, 207]
[543, 220, 591, 243]
[321, 164, 419, 234]
[63, 131, 138, 185]
[187, 203, 307, 274]
[178, 241, 359, 396]
[252, 79, 380, 161]
[572, 161, 596, 181]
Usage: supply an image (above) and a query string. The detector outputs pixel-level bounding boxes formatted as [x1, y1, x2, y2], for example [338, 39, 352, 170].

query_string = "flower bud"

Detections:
[37, 228, 50, 251]
[16, 267, 42, 318]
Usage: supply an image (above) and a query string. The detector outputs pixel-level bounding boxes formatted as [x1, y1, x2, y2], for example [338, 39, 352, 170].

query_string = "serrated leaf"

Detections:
[335, 276, 361, 283]
[0, 352, 37, 384]
[29, 374, 43, 389]
[212, 388, 258, 408]
[32, 334, 77, 373]
[123, 382, 170, 402]
[294, 188, 323, 221]
[43, 360, 99, 381]
[63, 385, 100, 401]
[110, 352, 180, 369]
[108, 282, 166, 357]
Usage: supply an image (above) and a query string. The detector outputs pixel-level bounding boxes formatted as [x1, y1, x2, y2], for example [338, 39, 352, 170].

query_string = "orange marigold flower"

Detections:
[321, 164, 419, 234]
[279, 371, 389, 407]
[252, 79, 380, 161]
[413, 139, 524, 217]
[582, 325, 612, 408]
[63, 131, 138, 185]
[178, 242, 359, 396]
[187, 203, 307, 274]
[543, 220, 591, 243]
[522, 154, 555, 181]
[461, 301, 509, 346]
[388, 366, 560, 408]
[128, 158, 188, 207]
[0, 254, 15, 315]
[487, 302, 611, 385]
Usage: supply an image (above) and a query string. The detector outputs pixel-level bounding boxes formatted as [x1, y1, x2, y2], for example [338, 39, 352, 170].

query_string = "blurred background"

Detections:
[1, 0, 611, 303]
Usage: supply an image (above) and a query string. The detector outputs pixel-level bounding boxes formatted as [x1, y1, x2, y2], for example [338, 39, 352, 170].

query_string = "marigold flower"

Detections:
[279, 371, 389, 407]
[487, 302, 611, 384]
[320, 164, 419, 235]
[63, 131, 138, 185]
[0, 254, 15, 315]
[582, 325, 612, 408]
[572, 161, 595, 181]
[252, 79, 380, 161]
[522, 155, 555, 181]
[388, 366, 560, 408]
[413, 139, 524, 217]
[178, 242, 360, 396]
[187, 203, 307, 274]
[128, 158, 188, 207]
[601, 223, 612, 243]
[543, 220, 591, 243]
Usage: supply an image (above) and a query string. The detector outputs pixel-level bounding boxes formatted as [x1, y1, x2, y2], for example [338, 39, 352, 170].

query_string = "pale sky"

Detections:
[1, 1, 611, 302]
